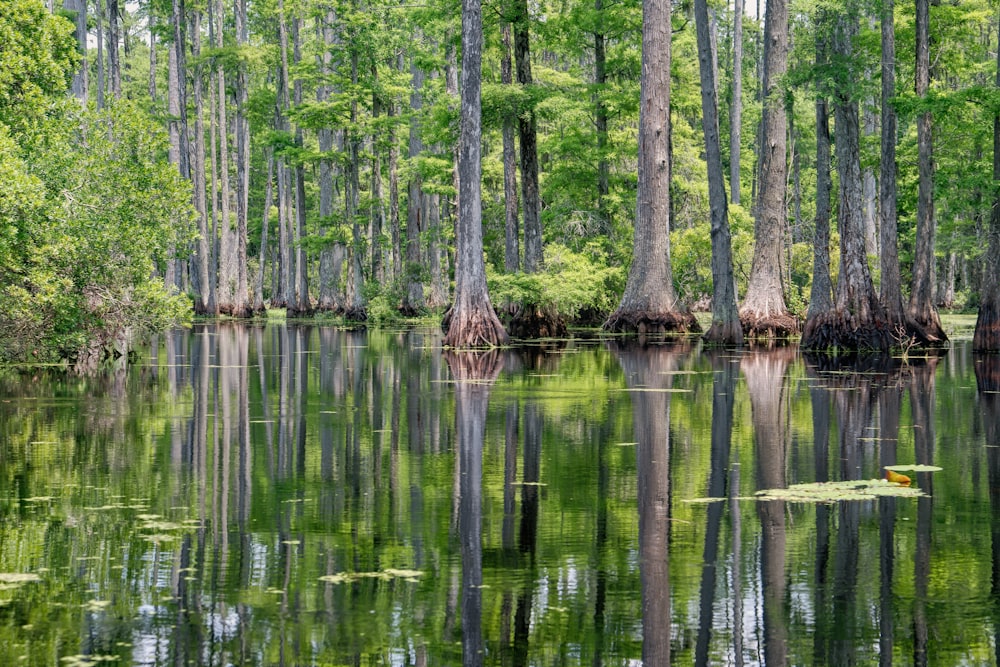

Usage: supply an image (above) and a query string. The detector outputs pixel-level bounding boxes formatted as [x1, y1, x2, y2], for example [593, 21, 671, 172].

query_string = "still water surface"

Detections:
[1, 324, 998, 666]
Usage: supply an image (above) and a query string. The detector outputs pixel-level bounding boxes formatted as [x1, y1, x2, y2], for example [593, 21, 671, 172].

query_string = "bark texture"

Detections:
[808, 16, 833, 321]
[603, 0, 698, 336]
[444, 0, 508, 348]
[802, 7, 891, 351]
[502, 22, 520, 273]
[908, 0, 947, 342]
[974, 15, 1000, 351]
[739, 0, 797, 339]
[695, 0, 741, 346]
[730, 0, 743, 205]
[514, 0, 543, 273]
[402, 59, 426, 315]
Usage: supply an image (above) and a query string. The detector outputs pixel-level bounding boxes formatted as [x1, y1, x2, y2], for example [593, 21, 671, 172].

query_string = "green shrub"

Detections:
[487, 243, 624, 321]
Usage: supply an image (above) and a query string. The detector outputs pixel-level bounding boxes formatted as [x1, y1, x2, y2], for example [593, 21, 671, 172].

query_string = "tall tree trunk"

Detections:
[809, 10, 833, 319]
[64, 0, 87, 101]
[96, 0, 105, 109]
[402, 58, 426, 315]
[880, 0, 908, 334]
[738, 0, 796, 338]
[370, 64, 385, 286]
[147, 10, 155, 103]
[974, 12, 1000, 351]
[443, 0, 507, 347]
[389, 53, 403, 281]
[730, 0, 743, 205]
[317, 10, 343, 311]
[232, 0, 251, 317]
[514, 0, 543, 272]
[290, 16, 311, 315]
[213, 0, 238, 314]
[602, 0, 697, 335]
[593, 2, 609, 231]
[107, 0, 121, 99]
[345, 47, 367, 321]
[503, 22, 520, 273]
[802, 4, 890, 351]
[254, 153, 274, 313]
[191, 10, 213, 314]
[695, 0, 741, 345]
[862, 101, 879, 258]
[167, 21, 182, 293]
[274, 159, 290, 308]
[909, 0, 947, 342]
[208, 19, 220, 311]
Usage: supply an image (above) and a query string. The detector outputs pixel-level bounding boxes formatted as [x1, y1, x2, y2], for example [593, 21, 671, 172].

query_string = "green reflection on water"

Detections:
[0, 325, 996, 666]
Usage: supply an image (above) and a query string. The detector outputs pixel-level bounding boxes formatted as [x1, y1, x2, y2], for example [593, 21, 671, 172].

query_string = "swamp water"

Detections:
[0, 323, 998, 666]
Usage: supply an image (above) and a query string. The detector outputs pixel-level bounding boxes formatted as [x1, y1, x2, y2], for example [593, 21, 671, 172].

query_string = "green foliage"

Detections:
[487, 244, 624, 321]
[0, 0, 78, 137]
[0, 101, 194, 365]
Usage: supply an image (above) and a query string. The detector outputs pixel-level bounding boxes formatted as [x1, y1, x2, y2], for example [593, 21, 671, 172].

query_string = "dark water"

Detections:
[1, 324, 998, 666]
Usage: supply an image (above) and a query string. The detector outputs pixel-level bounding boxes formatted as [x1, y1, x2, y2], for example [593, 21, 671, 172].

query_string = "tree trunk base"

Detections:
[398, 304, 423, 317]
[344, 306, 368, 322]
[703, 318, 744, 346]
[909, 308, 948, 345]
[219, 304, 253, 318]
[801, 309, 892, 351]
[503, 303, 567, 339]
[739, 310, 799, 341]
[602, 308, 700, 335]
[287, 305, 315, 318]
[443, 303, 509, 348]
[974, 301, 1000, 352]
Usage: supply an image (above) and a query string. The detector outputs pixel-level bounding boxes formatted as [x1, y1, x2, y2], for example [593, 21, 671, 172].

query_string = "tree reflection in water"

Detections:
[612, 340, 690, 666]
[446, 350, 504, 667]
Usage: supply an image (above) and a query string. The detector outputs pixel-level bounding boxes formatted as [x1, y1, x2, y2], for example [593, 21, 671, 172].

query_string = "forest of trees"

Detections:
[1, 0, 999, 361]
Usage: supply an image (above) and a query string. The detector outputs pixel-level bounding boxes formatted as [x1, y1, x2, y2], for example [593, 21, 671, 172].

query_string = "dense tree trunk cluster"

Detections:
[11, 0, 1000, 355]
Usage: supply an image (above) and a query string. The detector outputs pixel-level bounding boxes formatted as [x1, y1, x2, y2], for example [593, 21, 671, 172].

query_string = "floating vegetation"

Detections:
[614, 442, 638, 447]
[60, 654, 120, 666]
[755, 479, 926, 504]
[618, 387, 693, 393]
[319, 569, 423, 585]
[82, 600, 111, 612]
[884, 464, 943, 473]
[0, 573, 42, 591]
[140, 520, 184, 532]
[682, 497, 728, 504]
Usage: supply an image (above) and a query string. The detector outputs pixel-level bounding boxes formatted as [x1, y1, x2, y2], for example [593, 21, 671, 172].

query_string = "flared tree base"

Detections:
[443, 303, 509, 348]
[739, 310, 799, 341]
[287, 305, 315, 318]
[602, 309, 701, 335]
[343, 306, 368, 322]
[801, 309, 892, 352]
[398, 304, 423, 317]
[703, 318, 743, 346]
[974, 301, 1000, 352]
[219, 304, 254, 319]
[503, 303, 567, 339]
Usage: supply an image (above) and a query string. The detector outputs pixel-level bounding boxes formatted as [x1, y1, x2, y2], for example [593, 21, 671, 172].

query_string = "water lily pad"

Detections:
[682, 497, 727, 504]
[83, 600, 111, 612]
[140, 521, 184, 531]
[319, 569, 423, 584]
[0, 573, 41, 585]
[756, 479, 926, 504]
[884, 464, 943, 473]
